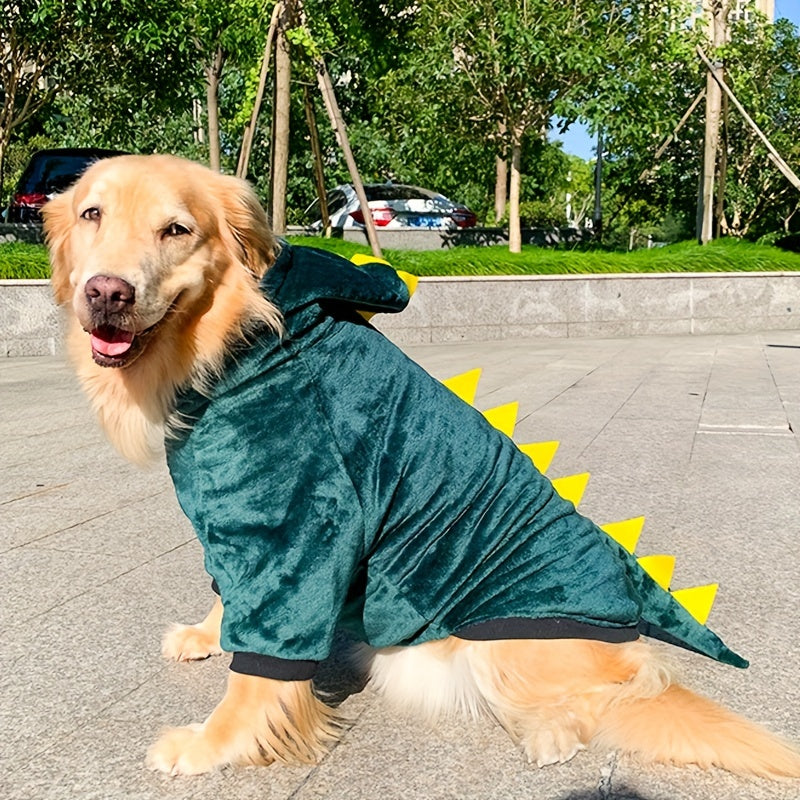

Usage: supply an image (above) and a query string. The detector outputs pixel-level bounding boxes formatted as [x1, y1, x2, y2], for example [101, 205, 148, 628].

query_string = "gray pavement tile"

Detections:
[290, 696, 614, 800]
[24, 489, 193, 560]
[0, 545, 135, 627]
[3, 334, 800, 800]
[1, 456, 171, 550]
[2, 715, 314, 800]
[1, 541, 211, 773]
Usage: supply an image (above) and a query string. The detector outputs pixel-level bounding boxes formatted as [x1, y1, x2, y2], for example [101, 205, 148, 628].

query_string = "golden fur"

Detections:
[44, 154, 800, 779]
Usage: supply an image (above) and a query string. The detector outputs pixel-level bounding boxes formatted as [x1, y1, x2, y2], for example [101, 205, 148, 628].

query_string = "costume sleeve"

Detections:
[171, 352, 367, 675]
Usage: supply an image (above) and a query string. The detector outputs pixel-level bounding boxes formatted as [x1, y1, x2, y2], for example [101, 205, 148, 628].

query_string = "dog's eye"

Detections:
[80, 207, 101, 222]
[163, 222, 191, 238]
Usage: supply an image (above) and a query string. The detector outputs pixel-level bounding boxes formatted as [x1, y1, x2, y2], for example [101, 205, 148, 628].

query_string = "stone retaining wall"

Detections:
[3, 272, 800, 356]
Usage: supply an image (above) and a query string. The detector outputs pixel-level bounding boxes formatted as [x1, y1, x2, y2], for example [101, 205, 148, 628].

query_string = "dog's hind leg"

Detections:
[146, 672, 340, 775]
[161, 596, 224, 662]
[465, 638, 658, 767]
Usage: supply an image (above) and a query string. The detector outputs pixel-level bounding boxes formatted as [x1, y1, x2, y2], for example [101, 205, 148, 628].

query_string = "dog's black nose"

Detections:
[85, 275, 135, 313]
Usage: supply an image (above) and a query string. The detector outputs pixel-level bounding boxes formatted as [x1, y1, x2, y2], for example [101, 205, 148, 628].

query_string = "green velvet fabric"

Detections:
[166, 243, 747, 670]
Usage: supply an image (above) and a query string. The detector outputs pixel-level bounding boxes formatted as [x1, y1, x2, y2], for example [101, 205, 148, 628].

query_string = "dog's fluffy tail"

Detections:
[595, 682, 800, 779]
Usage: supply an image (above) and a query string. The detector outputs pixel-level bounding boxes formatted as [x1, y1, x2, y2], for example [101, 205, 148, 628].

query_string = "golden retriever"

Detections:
[43, 154, 800, 780]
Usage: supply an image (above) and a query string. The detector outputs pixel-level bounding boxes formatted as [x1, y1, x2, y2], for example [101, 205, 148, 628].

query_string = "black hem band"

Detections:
[455, 617, 640, 643]
[230, 651, 319, 681]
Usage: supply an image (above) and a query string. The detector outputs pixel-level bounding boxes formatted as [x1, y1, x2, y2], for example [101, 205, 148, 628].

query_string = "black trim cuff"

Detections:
[230, 651, 319, 681]
[455, 617, 640, 643]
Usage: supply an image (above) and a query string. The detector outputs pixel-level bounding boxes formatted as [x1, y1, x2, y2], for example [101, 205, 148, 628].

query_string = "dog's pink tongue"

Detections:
[91, 326, 134, 357]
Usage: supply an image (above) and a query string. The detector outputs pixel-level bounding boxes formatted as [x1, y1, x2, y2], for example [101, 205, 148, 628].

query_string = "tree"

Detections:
[1, 1, 198, 192]
[0, 2, 85, 190]
[390, 1, 701, 252]
[718, 16, 800, 238]
[596, 13, 800, 244]
[183, 0, 275, 171]
[566, 3, 705, 245]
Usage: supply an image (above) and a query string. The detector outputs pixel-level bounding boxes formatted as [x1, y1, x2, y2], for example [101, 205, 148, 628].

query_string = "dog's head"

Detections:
[43, 154, 279, 370]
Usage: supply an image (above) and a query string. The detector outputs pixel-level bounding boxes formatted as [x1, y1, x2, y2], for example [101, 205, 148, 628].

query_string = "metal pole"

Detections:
[593, 127, 603, 242]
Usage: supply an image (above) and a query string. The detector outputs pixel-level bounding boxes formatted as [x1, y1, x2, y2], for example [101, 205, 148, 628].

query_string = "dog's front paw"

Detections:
[146, 724, 221, 775]
[161, 623, 223, 662]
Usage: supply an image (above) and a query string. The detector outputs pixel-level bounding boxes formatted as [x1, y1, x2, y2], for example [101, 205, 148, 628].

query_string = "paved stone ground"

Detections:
[2, 330, 799, 800]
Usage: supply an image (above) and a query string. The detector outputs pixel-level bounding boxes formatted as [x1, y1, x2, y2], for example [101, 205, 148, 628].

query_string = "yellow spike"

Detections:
[637, 555, 676, 591]
[396, 270, 419, 296]
[670, 584, 718, 626]
[518, 441, 560, 474]
[551, 473, 590, 507]
[482, 402, 519, 437]
[600, 516, 646, 554]
[350, 253, 391, 267]
[442, 369, 483, 406]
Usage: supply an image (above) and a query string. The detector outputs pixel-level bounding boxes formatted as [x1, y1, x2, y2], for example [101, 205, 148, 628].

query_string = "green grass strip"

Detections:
[0, 243, 52, 279]
[4, 237, 800, 280]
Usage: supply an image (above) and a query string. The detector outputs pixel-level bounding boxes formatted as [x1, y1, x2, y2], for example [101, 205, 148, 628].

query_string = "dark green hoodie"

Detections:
[166, 243, 747, 680]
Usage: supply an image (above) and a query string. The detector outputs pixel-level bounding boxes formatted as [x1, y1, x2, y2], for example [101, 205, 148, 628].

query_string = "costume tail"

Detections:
[595, 683, 800, 779]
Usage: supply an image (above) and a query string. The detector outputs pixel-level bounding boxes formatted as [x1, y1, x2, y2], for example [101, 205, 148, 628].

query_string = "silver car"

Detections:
[304, 182, 477, 230]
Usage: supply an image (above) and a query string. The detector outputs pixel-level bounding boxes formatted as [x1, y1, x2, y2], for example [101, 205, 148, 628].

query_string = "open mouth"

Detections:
[86, 294, 183, 368]
[89, 325, 141, 368]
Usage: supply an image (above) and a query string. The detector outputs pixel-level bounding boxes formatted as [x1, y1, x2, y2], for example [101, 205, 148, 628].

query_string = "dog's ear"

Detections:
[42, 190, 76, 306]
[216, 175, 277, 279]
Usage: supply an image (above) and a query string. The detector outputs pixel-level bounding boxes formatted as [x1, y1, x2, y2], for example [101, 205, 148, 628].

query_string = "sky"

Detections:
[555, 3, 800, 160]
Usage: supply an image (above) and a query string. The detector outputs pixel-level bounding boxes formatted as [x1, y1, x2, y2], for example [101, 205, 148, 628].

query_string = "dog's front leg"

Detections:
[161, 596, 223, 662]
[146, 672, 339, 775]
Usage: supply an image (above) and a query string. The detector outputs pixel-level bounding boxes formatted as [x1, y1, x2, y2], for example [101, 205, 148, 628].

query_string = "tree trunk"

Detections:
[205, 48, 225, 172]
[0, 139, 6, 201]
[270, 4, 292, 234]
[508, 136, 522, 254]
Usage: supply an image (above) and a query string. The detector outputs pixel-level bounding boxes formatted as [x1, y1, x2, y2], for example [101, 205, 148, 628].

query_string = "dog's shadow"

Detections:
[313, 631, 370, 705]
[559, 792, 656, 800]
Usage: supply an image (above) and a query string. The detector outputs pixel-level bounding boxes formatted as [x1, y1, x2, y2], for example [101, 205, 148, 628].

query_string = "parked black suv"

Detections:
[5, 148, 125, 223]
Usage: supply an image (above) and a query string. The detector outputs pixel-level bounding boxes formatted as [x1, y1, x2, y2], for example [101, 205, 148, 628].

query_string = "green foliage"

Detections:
[6, 1, 800, 246]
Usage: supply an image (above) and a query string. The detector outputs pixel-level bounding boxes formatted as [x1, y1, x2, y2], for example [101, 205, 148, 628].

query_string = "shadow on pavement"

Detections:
[559, 790, 656, 800]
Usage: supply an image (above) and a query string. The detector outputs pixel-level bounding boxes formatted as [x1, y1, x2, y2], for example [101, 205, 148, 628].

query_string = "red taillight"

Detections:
[451, 210, 477, 228]
[12, 192, 48, 208]
[350, 206, 396, 227]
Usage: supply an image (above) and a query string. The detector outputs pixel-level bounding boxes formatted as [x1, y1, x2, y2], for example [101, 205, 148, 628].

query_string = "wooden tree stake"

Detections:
[315, 58, 382, 259]
[303, 84, 330, 234]
[697, 46, 800, 194]
[236, 1, 282, 180]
